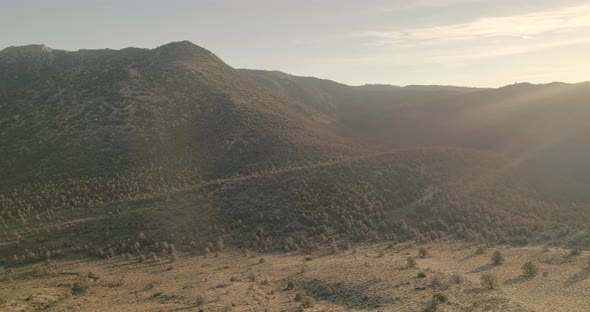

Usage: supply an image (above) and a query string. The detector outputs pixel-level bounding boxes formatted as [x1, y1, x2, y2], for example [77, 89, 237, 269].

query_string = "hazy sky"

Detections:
[2, 0, 590, 87]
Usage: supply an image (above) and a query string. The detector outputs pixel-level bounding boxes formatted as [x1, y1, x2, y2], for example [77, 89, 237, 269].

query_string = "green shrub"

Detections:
[522, 261, 538, 277]
[418, 272, 427, 278]
[433, 293, 448, 303]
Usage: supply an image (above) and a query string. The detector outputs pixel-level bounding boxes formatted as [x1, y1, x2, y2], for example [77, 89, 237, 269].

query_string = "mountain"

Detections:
[240, 70, 590, 202]
[1, 42, 590, 267]
[0, 42, 354, 185]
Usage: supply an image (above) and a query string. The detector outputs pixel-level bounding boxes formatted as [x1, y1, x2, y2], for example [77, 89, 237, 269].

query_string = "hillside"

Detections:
[240, 70, 590, 202]
[0, 42, 354, 186]
[1, 42, 589, 272]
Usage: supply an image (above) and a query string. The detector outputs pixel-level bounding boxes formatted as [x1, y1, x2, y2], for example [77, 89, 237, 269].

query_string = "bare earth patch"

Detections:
[1, 241, 588, 311]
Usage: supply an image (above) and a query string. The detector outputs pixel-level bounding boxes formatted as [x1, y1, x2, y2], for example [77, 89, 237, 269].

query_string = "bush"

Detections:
[431, 275, 447, 289]
[294, 292, 304, 302]
[72, 276, 91, 294]
[491, 251, 504, 266]
[330, 242, 339, 254]
[522, 261, 538, 277]
[418, 247, 429, 258]
[196, 295, 206, 306]
[450, 273, 464, 284]
[170, 252, 178, 263]
[480, 273, 499, 290]
[570, 248, 582, 256]
[407, 256, 417, 269]
[301, 296, 315, 308]
[418, 272, 427, 278]
[424, 293, 448, 311]
[433, 293, 448, 303]
[475, 246, 485, 255]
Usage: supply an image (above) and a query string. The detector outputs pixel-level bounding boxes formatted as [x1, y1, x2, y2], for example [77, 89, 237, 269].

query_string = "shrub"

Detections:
[294, 292, 304, 302]
[330, 242, 339, 254]
[196, 295, 206, 306]
[217, 236, 224, 251]
[418, 247, 429, 258]
[570, 248, 582, 256]
[418, 272, 427, 278]
[170, 252, 178, 263]
[407, 256, 417, 269]
[301, 296, 315, 308]
[450, 273, 464, 284]
[475, 246, 485, 255]
[424, 293, 447, 311]
[491, 251, 504, 266]
[431, 275, 448, 289]
[248, 272, 256, 282]
[72, 275, 91, 294]
[259, 258, 265, 264]
[433, 293, 448, 303]
[522, 261, 538, 278]
[480, 273, 499, 290]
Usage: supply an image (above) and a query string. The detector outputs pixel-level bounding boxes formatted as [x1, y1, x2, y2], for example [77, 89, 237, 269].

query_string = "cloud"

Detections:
[360, 4, 590, 48]
[380, 0, 484, 12]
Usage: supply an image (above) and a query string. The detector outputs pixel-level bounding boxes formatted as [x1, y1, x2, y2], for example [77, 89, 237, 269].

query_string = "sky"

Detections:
[1, 0, 590, 87]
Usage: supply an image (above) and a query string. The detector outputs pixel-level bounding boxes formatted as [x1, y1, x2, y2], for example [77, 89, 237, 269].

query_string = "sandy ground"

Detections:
[1, 241, 588, 311]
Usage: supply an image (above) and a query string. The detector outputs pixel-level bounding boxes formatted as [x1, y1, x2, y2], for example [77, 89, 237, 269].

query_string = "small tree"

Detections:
[481, 273, 499, 290]
[491, 251, 504, 266]
[522, 261, 538, 278]
[407, 256, 417, 269]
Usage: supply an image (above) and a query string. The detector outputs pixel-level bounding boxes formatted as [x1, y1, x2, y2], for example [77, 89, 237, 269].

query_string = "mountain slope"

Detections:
[0, 42, 354, 185]
[239, 70, 590, 202]
[1, 42, 590, 268]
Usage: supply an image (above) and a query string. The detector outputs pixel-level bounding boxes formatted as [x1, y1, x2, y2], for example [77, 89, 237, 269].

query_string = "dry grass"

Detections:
[0, 241, 588, 311]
